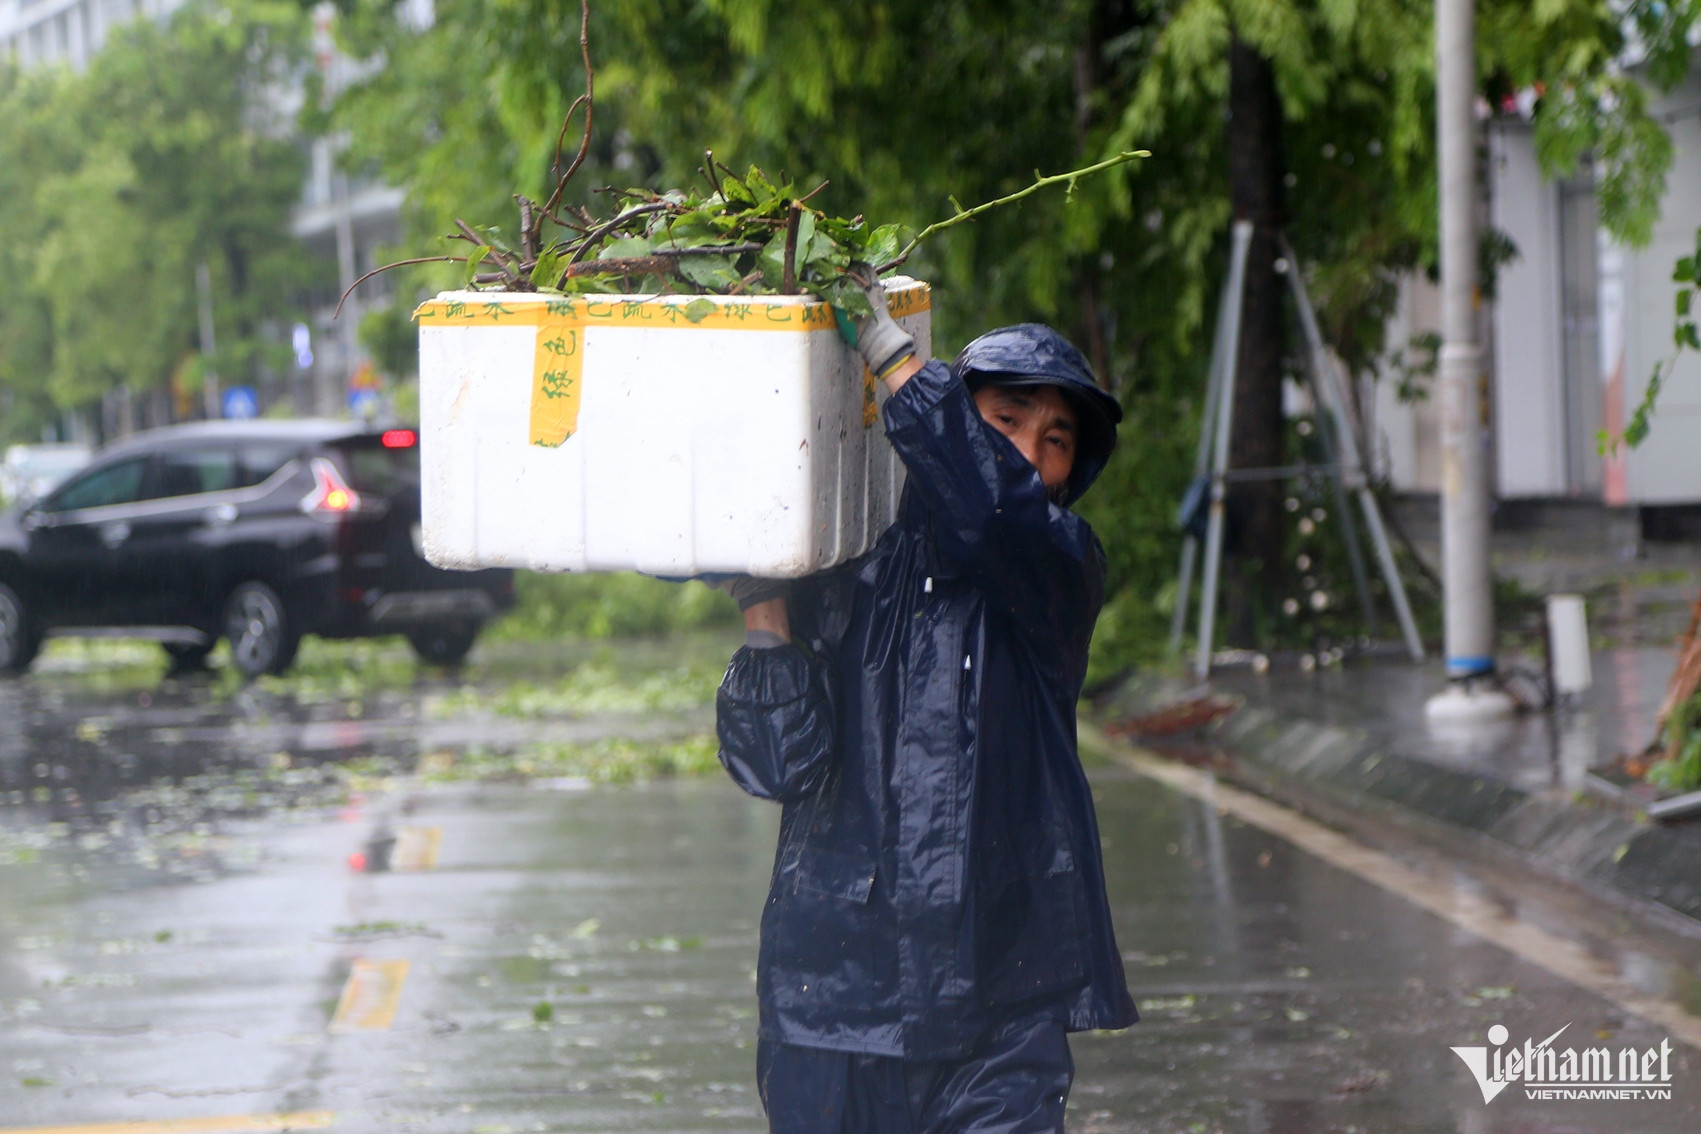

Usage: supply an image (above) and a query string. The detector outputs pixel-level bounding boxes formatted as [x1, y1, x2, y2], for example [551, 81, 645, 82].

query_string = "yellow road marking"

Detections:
[392, 825, 441, 871]
[328, 958, 409, 1033]
[0, 1113, 333, 1134]
[1082, 723, 1701, 1051]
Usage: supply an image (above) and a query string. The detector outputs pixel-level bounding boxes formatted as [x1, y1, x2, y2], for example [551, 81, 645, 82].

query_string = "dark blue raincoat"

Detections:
[716, 332, 1139, 1061]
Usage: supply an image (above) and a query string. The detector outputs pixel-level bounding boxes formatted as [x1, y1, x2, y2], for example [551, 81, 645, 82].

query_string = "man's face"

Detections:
[972, 384, 1077, 494]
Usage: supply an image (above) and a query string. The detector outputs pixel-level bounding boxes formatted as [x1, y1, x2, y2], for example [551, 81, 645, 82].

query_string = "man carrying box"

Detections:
[715, 270, 1138, 1133]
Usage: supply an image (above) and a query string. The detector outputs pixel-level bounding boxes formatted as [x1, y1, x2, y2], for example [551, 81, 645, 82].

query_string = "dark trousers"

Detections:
[757, 1005, 1074, 1134]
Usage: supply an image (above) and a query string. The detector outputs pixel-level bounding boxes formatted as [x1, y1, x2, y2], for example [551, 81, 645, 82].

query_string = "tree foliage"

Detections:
[0, 0, 317, 444]
[319, 0, 1693, 665]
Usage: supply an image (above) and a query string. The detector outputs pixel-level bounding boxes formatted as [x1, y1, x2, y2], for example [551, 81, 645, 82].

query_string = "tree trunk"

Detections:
[1224, 35, 1287, 646]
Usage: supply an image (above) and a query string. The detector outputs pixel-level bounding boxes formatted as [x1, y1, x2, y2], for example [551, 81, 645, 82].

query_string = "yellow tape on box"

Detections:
[415, 286, 931, 447]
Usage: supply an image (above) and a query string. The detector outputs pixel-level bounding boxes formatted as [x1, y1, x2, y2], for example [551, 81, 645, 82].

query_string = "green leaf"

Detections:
[600, 235, 651, 260]
[794, 208, 816, 260]
[1678, 322, 1699, 351]
[804, 234, 850, 275]
[664, 208, 731, 247]
[531, 246, 565, 290]
[462, 245, 490, 289]
[745, 166, 778, 207]
[1679, 288, 1692, 317]
[473, 224, 513, 256]
[815, 214, 862, 243]
[1624, 360, 1666, 449]
[758, 229, 789, 285]
[824, 275, 874, 319]
[863, 223, 912, 267]
[1676, 257, 1696, 284]
[676, 253, 741, 290]
[718, 175, 755, 208]
[681, 297, 717, 323]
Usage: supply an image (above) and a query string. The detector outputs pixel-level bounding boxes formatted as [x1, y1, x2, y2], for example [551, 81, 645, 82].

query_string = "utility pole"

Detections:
[1428, 0, 1513, 721]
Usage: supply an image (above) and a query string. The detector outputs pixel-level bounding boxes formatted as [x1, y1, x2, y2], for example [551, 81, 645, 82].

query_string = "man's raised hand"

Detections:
[837, 264, 916, 386]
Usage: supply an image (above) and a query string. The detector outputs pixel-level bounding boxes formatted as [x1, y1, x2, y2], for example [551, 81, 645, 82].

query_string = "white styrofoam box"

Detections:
[416, 279, 930, 577]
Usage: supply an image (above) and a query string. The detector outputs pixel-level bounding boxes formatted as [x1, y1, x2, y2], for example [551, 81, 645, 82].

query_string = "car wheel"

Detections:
[163, 641, 215, 673]
[224, 581, 300, 678]
[408, 623, 479, 667]
[0, 581, 42, 676]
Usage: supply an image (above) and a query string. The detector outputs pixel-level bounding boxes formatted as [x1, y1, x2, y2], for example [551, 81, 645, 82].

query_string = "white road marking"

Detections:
[1082, 724, 1701, 1051]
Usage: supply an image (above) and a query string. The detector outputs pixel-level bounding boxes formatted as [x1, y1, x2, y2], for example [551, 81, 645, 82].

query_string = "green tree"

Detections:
[322, 0, 1696, 664]
[0, 0, 317, 443]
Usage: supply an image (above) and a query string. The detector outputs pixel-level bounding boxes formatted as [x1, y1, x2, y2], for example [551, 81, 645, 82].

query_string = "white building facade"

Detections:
[1373, 79, 1701, 512]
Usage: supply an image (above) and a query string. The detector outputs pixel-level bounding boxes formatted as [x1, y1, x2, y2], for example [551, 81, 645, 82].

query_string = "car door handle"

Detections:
[98, 521, 131, 548]
[205, 504, 239, 526]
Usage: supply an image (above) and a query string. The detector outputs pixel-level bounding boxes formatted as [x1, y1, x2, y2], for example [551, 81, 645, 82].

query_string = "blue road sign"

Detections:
[222, 386, 259, 420]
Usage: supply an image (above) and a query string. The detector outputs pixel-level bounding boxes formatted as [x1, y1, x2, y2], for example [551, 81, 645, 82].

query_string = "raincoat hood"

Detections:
[951, 323, 1122, 505]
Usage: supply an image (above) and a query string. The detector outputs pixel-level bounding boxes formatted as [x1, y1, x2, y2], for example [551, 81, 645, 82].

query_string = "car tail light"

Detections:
[381, 429, 417, 449]
[300, 457, 362, 515]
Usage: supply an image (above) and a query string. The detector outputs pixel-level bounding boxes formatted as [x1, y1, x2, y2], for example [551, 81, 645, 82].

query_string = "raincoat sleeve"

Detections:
[881, 359, 1104, 682]
[715, 642, 837, 803]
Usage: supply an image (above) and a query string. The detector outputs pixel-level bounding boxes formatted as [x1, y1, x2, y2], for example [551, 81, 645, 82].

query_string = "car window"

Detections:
[334, 438, 420, 496]
[39, 458, 148, 512]
[142, 449, 238, 501]
[236, 443, 300, 487]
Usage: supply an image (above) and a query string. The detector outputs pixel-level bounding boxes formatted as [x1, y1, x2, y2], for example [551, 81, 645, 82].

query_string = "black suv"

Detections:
[0, 420, 513, 677]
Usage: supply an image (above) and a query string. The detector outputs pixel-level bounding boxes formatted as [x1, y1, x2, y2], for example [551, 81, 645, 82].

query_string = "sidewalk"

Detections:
[1095, 645, 1701, 931]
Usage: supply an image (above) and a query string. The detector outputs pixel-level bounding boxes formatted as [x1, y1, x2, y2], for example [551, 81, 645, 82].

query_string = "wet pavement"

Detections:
[4, 636, 1701, 1131]
[1202, 647, 1678, 794]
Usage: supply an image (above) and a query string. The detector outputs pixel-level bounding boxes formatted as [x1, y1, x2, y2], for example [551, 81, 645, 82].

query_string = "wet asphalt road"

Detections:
[4, 635, 1701, 1132]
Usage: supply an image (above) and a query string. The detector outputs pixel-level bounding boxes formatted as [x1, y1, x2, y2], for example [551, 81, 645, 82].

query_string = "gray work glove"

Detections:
[837, 263, 916, 381]
[713, 575, 791, 612]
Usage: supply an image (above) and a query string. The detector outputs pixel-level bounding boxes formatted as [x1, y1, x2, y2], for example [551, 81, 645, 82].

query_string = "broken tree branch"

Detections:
[537, 0, 595, 241]
[880, 149, 1149, 270]
[334, 256, 463, 319]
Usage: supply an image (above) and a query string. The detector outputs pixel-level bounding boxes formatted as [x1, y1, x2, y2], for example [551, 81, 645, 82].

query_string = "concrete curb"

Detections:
[1095, 673, 1701, 931]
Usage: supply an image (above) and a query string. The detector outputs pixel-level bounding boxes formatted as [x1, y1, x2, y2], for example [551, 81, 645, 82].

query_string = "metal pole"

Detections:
[1195, 221, 1254, 679]
[1435, 0, 1496, 682]
[1169, 251, 1241, 654]
[331, 166, 359, 417]
[195, 261, 220, 420]
[1315, 378, 1378, 633]
[1280, 238, 1426, 660]
[1427, 0, 1512, 720]
[1170, 538, 1200, 655]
